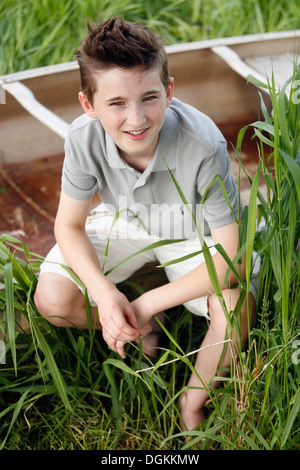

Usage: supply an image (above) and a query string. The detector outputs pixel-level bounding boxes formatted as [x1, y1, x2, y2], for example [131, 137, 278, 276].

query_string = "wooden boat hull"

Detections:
[0, 30, 299, 256]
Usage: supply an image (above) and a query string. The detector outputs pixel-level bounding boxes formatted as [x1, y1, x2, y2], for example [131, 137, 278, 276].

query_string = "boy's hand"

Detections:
[130, 295, 152, 329]
[97, 286, 142, 358]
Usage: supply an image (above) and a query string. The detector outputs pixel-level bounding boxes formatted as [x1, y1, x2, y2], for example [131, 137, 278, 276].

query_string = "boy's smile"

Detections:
[79, 66, 174, 171]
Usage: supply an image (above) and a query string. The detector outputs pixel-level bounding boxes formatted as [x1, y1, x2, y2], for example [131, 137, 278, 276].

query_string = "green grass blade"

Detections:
[245, 420, 272, 450]
[279, 149, 300, 204]
[27, 304, 72, 411]
[253, 129, 275, 148]
[232, 425, 260, 449]
[201, 174, 239, 223]
[232, 146, 274, 220]
[251, 120, 276, 137]
[157, 249, 206, 268]
[0, 389, 31, 450]
[282, 190, 296, 340]
[277, 76, 293, 154]
[4, 262, 17, 374]
[215, 242, 247, 288]
[281, 388, 300, 447]
[104, 357, 141, 377]
[102, 363, 121, 419]
[246, 74, 269, 90]
[162, 154, 227, 314]
[261, 364, 274, 414]
[246, 160, 261, 289]
[104, 238, 185, 276]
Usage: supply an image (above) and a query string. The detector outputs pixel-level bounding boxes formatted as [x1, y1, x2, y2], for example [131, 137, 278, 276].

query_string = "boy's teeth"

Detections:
[128, 130, 144, 135]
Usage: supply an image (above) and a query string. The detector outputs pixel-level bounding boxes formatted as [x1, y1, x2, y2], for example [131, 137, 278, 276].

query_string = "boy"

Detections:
[34, 17, 260, 431]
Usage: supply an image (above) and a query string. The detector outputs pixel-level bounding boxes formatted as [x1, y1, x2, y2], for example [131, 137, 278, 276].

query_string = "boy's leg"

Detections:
[34, 272, 100, 329]
[153, 236, 217, 321]
[179, 287, 256, 430]
[35, 268, 164, 357]
[134, 311, 166, 357]
[34, 209, 158, 334]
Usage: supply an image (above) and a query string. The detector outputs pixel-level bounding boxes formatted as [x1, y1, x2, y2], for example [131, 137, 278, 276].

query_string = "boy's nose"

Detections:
[127, 104, 145, 128]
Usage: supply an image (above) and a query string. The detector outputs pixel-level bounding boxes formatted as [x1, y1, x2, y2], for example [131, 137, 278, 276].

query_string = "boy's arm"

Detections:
[54, 191, 141, 357]
[131, 221, 245, 324]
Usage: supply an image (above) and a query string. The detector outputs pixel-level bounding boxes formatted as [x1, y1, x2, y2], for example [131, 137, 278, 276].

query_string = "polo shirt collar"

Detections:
[151, 108, 177, 171]
[104, 106, 178, 171]
[105, 133, 127, 169]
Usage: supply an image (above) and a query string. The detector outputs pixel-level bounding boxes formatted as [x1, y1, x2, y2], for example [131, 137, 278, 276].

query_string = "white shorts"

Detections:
[39, 203, 261, 320]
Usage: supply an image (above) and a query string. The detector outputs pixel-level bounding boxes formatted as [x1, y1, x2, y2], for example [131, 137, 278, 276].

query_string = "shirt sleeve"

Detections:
[61, 131, 99, 201]
[197, 140, 242, 229]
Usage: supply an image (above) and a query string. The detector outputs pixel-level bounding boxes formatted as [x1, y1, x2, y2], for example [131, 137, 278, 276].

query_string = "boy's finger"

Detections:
[115, 340, 126, 359]
[98, 309, 135, 339]
[124, 307, 143, 335]
[112, 310, 142, 338]
[102, 329, 126, 358]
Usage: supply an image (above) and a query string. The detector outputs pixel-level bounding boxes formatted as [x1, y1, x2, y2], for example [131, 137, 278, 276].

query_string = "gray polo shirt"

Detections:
[62, 98, 240, 239]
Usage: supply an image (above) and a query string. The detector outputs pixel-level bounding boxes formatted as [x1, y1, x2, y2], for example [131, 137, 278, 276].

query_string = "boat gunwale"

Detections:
[1, 29, 300, 84]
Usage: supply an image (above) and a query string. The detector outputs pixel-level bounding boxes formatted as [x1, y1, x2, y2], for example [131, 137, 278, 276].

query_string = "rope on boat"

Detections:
[0, 164, 55, 224]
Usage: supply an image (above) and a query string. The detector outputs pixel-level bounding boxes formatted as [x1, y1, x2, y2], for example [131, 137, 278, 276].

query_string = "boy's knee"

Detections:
[208, 289, 256, 342]
[34, 284, 57, 316]
[207, 294, 227, 327]
[34, 275, 80, 327]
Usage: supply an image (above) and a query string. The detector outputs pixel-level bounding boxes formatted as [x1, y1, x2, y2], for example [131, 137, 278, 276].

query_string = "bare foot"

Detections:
[179, 393, 206, 432]
[179, 407, 206, 432]
[137, 312, 165, 358]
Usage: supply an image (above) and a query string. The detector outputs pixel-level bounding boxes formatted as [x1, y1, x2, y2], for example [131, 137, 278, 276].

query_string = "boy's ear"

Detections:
[78, 91, 97, 118]
[166, 77, 174, 107]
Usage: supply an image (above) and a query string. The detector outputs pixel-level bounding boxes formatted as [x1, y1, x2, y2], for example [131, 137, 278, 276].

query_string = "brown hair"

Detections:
[76, 17, 170, 104]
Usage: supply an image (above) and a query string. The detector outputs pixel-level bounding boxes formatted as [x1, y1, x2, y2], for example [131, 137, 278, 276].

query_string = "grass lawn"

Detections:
[1, 0, 300, 75]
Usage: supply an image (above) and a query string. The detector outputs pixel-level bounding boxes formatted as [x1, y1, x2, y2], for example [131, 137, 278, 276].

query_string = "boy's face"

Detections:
[79, 66, 174, 166]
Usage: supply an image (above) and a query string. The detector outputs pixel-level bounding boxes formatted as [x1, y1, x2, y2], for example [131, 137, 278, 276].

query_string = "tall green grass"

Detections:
[0, 64, 299, 449]
[1, 0, 300, 75]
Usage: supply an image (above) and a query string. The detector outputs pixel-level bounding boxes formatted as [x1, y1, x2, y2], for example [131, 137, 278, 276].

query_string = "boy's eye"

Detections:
[143, 95, 157, 102]
[110, 101, 125, 106]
